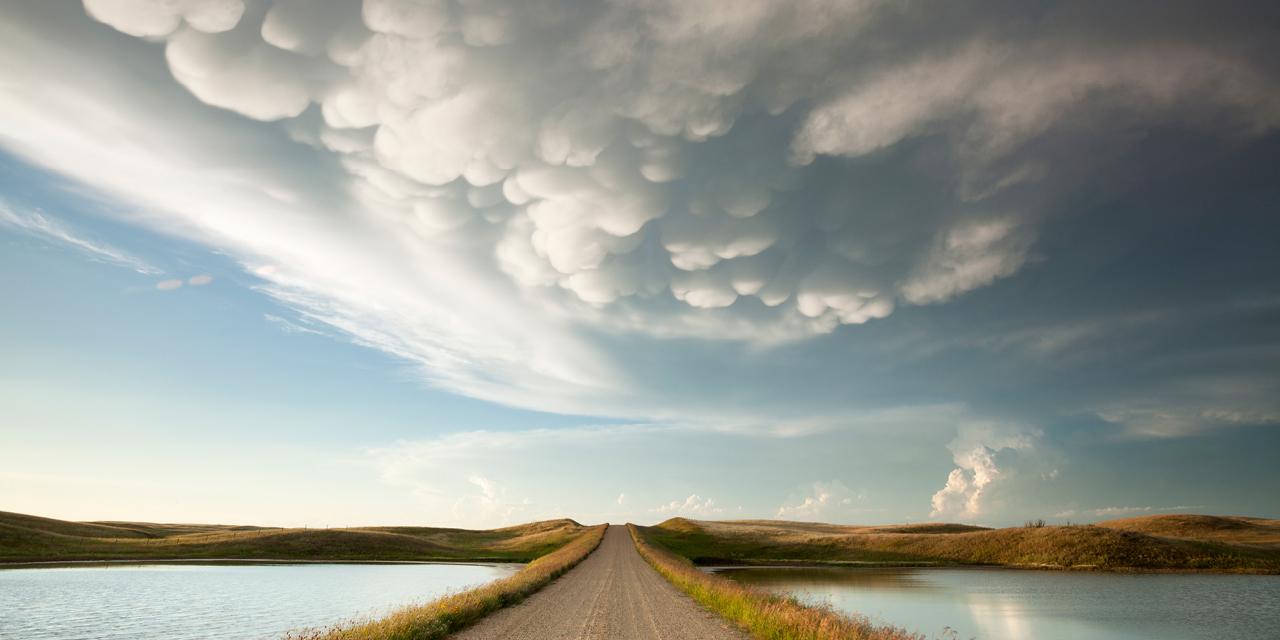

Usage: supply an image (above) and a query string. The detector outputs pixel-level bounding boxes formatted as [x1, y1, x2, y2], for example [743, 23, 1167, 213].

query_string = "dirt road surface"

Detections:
[453, 525, 748, 639]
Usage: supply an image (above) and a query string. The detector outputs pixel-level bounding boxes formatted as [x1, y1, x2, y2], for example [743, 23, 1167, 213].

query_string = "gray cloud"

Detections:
[66, 0, 1280, 344]
[1, 0, 1277, 453]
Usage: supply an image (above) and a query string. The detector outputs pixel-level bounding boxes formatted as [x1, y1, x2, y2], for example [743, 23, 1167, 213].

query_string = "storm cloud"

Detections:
[1, 0, 1278, 522]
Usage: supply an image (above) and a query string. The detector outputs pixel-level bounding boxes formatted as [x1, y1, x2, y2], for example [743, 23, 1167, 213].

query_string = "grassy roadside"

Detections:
[288, 524, 607, 640]
[629, 524, 921, 640]
[0, 510, 585, 564]
[646, 516, 1280, 573]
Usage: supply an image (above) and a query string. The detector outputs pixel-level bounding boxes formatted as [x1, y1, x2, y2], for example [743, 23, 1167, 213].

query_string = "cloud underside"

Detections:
[1, 1, 1278, 425]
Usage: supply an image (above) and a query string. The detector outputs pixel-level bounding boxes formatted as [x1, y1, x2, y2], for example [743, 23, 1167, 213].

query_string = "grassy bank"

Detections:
[644, 515, 1280, 573]
[288, 524, 607, 640]
[0, 510, 588, 564]
[629, 524, 920, 640]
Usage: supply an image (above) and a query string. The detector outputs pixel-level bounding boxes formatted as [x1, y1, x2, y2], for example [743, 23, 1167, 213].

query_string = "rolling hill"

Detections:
[0, 510, 586, 564]
[641, 514, 1280, 573]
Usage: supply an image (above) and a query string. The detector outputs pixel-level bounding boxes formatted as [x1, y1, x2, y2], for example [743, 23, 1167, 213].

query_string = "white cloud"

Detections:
[1097, 405, 1280, 438]
[775, 480, 865, 521]
[653, 494, 723, 516]
[1055, 505, 1204, 519]
[187, 274, 214, 286]
[792, 43, 1280, 165]
[930, 423, 1039, 520]
[263, 313, 325, 336]
[901, 218, 1032, 305]
[83, 0, 245, 38]
[1, 2, 1278, 426]
[155, 279, 184, 290]
[365, 423, 736, 527]
[0, 200, 160, 275]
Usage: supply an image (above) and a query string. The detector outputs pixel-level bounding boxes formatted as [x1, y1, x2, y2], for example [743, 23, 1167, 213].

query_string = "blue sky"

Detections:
[1, 0, 1278, 528]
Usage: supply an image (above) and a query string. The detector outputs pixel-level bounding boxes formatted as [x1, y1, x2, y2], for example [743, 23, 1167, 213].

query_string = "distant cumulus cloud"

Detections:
[930, 423, 1040, 520]
[653, 494, 723, 516]
[1054, 505, 1205, 519]
[776, 480, 866, 521]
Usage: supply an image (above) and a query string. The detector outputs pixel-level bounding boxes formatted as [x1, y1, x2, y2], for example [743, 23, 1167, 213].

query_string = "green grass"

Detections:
[644, 515, 1280, 573]
[288, 524, 607, 640]
[630, 524, 921, 640]
[0, 510, 587, 564]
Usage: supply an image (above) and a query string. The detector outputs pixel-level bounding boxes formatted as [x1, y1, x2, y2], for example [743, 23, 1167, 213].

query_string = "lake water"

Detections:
[0, 562, 520, 639]
[711, 566, 1280, 640]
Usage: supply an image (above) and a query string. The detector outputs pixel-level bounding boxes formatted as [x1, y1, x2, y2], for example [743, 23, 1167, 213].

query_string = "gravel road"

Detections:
[453, 525, 748, 639]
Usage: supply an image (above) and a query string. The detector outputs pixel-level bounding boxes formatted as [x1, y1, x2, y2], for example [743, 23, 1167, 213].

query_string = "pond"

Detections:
[710, 566, 1280, 639]
[0, 562, 520, 639]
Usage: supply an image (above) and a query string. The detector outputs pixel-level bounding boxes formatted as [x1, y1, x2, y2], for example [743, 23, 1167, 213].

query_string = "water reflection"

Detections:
[712, 566, 1280, 640]
[0, 562, 520, 640]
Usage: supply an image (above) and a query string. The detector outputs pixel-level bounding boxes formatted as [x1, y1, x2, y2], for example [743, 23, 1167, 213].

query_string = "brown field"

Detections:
[1096, 514, 1280, 549]
[0, 510, 588, 563]
[643, 514, 1280, 573]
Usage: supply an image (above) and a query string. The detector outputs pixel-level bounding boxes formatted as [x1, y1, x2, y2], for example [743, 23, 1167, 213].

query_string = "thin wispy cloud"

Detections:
[263, 313, 326, 336]
[0, 200, 160, 275]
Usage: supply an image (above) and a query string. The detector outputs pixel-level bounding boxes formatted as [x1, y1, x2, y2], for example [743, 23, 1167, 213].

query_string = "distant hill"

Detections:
[643, 515, 1280, 573]
[1096, 514, 1280, 548]
[0, 510, 586, 564]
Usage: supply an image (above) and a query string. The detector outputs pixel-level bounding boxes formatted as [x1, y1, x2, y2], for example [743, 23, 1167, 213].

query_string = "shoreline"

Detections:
[695, 559, 1280, 575]
[0, 558, 528, 570]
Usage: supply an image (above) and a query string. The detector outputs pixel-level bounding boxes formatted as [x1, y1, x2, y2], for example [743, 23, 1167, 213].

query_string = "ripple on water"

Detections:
[0, 563, 520, 640]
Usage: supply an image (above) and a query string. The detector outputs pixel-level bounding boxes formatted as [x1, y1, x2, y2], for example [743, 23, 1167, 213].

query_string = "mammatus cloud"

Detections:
[776, 480, 865, 520]
[0, 1, 1275, 421]
[653, 494, 723, 516]
[1, 2, 1278, 525]
[930, 423, 1040, 520]
[0, 200, 160, 275]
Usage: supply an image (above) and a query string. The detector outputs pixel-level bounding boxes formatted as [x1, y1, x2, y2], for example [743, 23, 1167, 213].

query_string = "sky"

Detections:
[1, 0, 1278, 529]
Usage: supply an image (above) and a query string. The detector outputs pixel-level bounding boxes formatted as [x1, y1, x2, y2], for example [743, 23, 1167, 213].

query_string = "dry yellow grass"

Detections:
[629, 524, 921, 640]
[0, 510, 585, 563]
[287, 524, 607, 640]
[649, 516, 1280, 572]
[1096, 514, 1280, 549]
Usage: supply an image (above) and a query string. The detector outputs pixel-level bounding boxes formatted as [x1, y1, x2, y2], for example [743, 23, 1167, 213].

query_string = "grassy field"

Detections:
[0, 510, 588, 564]
[289, 524, 607, 640]
[629, 524, 920, 640]
[642, 514, 1280, 573]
